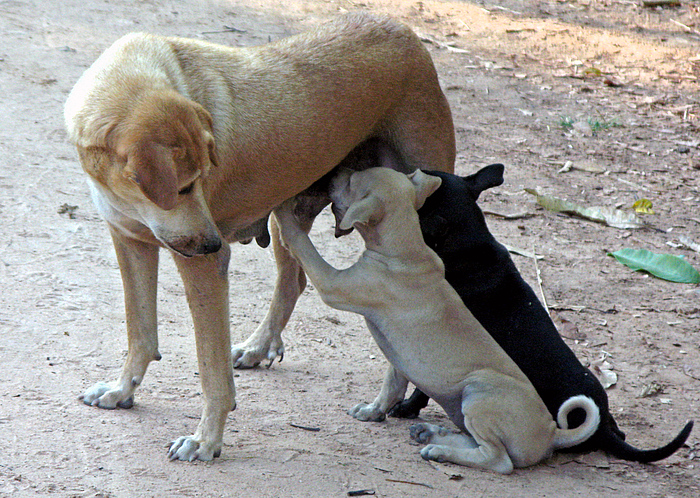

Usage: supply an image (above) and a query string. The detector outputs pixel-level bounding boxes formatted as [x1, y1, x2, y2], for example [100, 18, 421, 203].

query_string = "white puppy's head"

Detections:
[330, 168, 442, 234]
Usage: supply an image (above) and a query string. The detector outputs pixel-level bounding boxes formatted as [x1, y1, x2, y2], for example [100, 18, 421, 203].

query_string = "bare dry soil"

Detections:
[1, 1, 698, 497]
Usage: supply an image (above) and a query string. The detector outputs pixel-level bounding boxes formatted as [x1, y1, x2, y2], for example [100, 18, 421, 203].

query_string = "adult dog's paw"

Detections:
[231, 337, 285, 369]
[348, 402, 386, 422]
[168, 435, 221, 462]
[79, 381, 134, 409]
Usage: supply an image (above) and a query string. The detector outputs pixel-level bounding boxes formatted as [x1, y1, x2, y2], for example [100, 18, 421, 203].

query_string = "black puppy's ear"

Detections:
[462, 163, 505, 200]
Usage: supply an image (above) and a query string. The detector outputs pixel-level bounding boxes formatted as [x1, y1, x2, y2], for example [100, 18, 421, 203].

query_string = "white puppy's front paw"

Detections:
[348, 402, 386, 422]
[231, 336, 284, 369]
[79, 381, 134, 409]
[168, 435, 221, 462]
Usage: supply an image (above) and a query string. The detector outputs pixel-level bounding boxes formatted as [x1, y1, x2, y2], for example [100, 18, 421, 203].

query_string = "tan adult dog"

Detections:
[273, 168, 600, 474]
[64, 13, 455, 461]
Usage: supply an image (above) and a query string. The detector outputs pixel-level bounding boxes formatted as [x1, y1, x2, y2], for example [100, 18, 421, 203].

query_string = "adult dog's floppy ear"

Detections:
[192, 103, 219, 169]
[408, 169, 442, 210]
[339, 195, 382, 231]
[123, 141, 178, 210]
[203, 130, 219, 169]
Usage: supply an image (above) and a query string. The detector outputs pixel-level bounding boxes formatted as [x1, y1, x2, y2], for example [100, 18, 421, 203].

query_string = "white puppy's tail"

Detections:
[552, 395, 601, 449]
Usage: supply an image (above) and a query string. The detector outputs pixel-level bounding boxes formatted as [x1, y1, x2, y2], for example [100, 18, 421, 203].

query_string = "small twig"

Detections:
[202, 25, 247, 35]
[385, 478, 433, 489]
[642, 0, 681, 7]
[671, 18, 700, 36]
[347, 490, 375, 497]
[671, 18, 691, 31]
[532, 243, 550, 317]
[289, 422, 321, 432]
[491, 4, 523, 15]
[373, 466, 392, 473]
[483, 209, 534, 220]
[416, 32, 469, 53]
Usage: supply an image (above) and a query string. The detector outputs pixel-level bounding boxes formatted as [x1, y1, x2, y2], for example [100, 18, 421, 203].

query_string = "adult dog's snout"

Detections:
[201, 237, 223, 254]
[167, 234, 222, 257]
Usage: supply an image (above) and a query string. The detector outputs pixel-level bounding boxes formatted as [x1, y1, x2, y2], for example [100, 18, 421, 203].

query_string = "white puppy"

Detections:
[274, 168, 599, 474]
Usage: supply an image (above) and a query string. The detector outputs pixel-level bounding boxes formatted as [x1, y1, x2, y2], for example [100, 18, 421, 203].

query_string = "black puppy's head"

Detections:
[418, 164, 504, 255]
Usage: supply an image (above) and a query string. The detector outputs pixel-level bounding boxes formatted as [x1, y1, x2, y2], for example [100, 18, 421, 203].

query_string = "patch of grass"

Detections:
[559, 115, 622, 132]
[559, 116, 575, 130]
[588, 117, 621, 132]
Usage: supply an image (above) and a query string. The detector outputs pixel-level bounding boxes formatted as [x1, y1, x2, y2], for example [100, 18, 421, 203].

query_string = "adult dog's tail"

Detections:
[552, 395, 600, 449]
[596, 419, 693, 463]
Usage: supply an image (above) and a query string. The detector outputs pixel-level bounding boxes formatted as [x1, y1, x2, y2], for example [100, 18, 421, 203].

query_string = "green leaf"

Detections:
[608, 248, 700, 284]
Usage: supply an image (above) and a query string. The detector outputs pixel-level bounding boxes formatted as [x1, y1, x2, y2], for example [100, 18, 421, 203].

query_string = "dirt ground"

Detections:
[1, 0, 699, 496]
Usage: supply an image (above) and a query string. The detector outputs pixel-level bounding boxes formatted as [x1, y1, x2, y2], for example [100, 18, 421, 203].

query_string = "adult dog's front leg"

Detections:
[169, 243, 236, 462]
[80, 227, 160, 409]
[231, 214, 312, 368]
[349, 364, 409, 422]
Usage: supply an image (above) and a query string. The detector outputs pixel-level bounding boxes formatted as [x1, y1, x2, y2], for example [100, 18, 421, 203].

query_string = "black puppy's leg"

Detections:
[388, 387, 430, 419]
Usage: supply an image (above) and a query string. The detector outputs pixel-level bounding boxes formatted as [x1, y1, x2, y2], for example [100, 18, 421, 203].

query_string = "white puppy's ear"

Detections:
[407, 170, 442, 209]
[339, 196, 381, 230]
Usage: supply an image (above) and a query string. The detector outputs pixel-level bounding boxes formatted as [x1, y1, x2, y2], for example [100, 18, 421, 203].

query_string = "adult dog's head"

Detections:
[69, 89, 222, 257]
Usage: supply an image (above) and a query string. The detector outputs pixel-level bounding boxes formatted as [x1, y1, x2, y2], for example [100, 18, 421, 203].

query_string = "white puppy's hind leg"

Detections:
[411, 422, 513, 474]
[419, 442, 514, 474]
[349, 364, 409, 422]
[409, 423, 478, 449]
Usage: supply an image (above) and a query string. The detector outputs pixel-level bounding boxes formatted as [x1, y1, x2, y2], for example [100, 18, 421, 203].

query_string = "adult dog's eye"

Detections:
[178, 183, 194, 195]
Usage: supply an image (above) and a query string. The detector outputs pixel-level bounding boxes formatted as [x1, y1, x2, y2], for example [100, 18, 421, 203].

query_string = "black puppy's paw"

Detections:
[388, 400, 420, 419]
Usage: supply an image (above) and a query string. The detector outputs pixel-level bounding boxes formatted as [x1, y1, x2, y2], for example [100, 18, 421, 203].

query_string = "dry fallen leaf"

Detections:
[590, 352, 618, 389]
[525, 188, 645, 229]
[679, 236, 700, 254]
[639, 381, 664, 398]
[632, 198, 654, 214]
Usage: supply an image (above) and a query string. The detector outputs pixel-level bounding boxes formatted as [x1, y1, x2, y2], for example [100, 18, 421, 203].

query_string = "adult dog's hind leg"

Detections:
[231, 213, 313, 368]
[80, 227, 160, 409]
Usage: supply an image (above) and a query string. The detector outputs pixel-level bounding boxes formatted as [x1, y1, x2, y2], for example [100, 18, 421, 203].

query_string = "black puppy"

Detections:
[388, 164, 692, 461]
